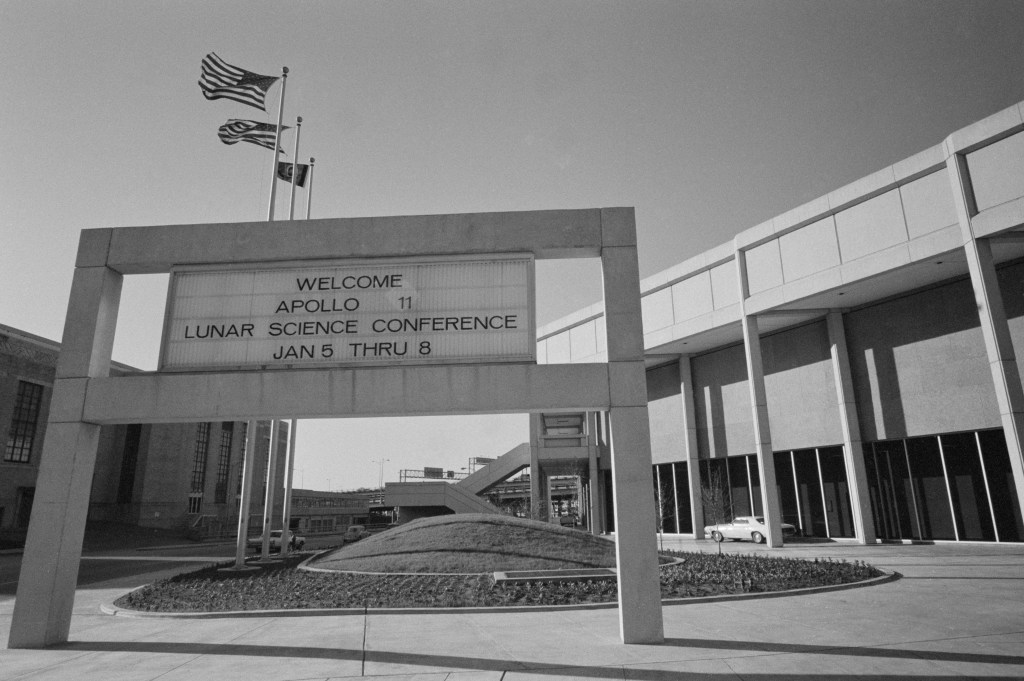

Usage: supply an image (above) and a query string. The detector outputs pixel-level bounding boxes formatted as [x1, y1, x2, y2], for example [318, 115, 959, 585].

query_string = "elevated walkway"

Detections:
[457, 443, 531, 495]
[384, 442, 532, 519]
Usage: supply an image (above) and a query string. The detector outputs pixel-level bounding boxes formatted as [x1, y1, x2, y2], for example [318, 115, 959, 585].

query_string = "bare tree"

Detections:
[700, 466, 732, 553]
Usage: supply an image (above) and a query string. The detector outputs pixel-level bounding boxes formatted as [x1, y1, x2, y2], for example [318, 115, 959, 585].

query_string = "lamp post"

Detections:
[374, 458, 390, 490]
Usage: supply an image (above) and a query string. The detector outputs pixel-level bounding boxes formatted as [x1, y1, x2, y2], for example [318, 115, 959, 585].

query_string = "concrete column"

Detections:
[947, 153, 1024, 523]
[9, 265, 122, 648]
[734, 248, 784, 547]
[679, 355, 704, 537]
[529, 413, 547, 521]
[826, 312, 876, 544]
[588, 412, 602, 535]
[600, 217, 664, 644]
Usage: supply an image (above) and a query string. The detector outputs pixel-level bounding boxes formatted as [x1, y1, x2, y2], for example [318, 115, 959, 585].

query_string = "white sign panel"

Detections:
[160, 255, 534, 370]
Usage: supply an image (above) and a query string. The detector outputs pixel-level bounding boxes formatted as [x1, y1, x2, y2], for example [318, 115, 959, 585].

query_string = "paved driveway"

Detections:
[1, 540, 1022, 680]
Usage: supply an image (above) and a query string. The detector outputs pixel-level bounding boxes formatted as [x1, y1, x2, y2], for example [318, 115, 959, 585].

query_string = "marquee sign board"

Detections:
[159, 255, 535, 370]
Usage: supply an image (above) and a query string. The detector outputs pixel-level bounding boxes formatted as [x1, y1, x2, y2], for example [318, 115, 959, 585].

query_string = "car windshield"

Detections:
[754, 517, 765, 523]
[270, 531, 282, 537]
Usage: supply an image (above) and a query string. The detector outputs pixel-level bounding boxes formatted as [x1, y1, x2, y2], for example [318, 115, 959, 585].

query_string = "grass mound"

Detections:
[307, 514, 618, 573]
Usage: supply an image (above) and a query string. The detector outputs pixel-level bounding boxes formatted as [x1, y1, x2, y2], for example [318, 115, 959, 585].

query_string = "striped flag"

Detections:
[217, 120, 289, 152]
[277, 161, 309, 187]
[199, 53, 278, 111]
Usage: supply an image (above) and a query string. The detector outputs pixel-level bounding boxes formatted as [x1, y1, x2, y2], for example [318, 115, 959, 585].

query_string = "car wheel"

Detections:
[751, 531, 764, 544]
[711, 531, 723, 542]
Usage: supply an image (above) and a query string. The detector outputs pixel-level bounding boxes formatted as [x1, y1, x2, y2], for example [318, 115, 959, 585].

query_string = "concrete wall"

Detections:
[847, 260, 1024, 442]
[646, 362, 685, 465]
[846, 276, 999, 441]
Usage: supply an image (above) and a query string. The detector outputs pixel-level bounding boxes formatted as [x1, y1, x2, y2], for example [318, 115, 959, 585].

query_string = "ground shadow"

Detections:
[56, 634, 1024, 680]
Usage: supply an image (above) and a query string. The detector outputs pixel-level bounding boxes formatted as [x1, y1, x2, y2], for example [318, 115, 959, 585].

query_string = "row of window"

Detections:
[650, 428, 1023, 543]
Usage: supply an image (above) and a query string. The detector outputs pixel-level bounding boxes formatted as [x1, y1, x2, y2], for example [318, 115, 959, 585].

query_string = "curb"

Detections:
[100, 569, 900, 619]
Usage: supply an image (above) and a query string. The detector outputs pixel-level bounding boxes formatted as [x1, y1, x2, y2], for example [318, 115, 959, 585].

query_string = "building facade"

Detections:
[0, 323, 293, 539]
[538, 100, 1024, 544]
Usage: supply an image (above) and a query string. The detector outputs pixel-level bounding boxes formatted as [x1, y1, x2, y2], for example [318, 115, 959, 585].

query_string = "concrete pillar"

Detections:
[826, 312, 876, 544]
[679, 356, 704, 537]
[9, 265, 122, 648]
[588, 412, 603, 535]
[734, 248, 784, 547]
[600, 219, 664, 644]
[947, 153, 1024, 524]
[529, 413, 547, 521]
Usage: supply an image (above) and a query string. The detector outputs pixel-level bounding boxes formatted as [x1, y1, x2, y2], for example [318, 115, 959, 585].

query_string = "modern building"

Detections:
[533, 99, 1024, 544]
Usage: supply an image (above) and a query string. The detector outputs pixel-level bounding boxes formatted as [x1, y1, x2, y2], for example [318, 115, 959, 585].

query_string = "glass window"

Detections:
[748, 455, 763, 516]
[214, 423, 234, 504]
[941, 432, 995, 541]
[673, 461, 692, 533]
[906, 436, 956, 540]
[819, 446, 854, 538]
[774, 452, 801, 532]
[654, 463, 676, 533]
[728, 456, 752, 517]
[793, 448, 826, 537]
[978, 429, 1024, 542]
[190, 423, 212, 496]
[117, 425, 142, 504]
[4, 381, 44, 463]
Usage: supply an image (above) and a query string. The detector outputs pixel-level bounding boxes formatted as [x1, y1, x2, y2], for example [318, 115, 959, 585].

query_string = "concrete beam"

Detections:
[81, 363, 613, 423]
[92, 209, 609, 274]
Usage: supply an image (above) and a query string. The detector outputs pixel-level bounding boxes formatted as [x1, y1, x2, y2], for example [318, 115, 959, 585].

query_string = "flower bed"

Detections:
[114, 550, 883, 613]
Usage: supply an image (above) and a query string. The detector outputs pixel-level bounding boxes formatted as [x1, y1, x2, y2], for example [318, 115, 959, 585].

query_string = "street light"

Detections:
[374, 458, 390, 490]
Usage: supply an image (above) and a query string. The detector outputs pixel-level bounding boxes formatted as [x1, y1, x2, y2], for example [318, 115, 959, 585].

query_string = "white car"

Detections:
[246, 530, 305, 551]
[704, 516, 797, 544]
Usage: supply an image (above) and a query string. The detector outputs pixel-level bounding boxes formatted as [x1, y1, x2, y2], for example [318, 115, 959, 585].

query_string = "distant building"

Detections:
[0, 323, 367, 541]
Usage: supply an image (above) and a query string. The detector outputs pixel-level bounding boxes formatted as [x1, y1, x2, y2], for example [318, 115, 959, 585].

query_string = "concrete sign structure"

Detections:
[161, 255, 534, 370]
[8, 208, 664, 648]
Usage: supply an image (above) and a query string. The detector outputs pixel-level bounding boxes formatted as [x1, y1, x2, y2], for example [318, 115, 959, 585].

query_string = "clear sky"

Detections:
[3, 1, 1024, 490]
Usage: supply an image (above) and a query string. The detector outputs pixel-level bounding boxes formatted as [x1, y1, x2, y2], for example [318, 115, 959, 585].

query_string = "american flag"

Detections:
[199, 53, 278, 111]
[217, 120, 288, 151]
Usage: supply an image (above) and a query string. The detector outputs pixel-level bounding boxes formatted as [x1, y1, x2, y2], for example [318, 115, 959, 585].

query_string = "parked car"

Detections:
[342, 525, 370, 543]
[704, 516, 797, 544]
[246, 529, 305, 551]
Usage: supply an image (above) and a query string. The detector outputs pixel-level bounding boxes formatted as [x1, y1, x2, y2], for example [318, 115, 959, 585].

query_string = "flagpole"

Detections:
[304, 158, 315, 220]
[287, 117, 302, 220]
[266, 66, 288, 221]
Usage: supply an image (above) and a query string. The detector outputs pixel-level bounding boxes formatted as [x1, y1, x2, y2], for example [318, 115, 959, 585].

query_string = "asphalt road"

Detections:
[0, 546, 231, 598]
[0, 533, 350, 599]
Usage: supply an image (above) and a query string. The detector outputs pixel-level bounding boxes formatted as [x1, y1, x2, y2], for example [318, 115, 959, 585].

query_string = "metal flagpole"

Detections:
[280, 420, 298, 556]
[277, 117, 303, 555]
[266, 66, 288, 221]
[227, 420, 260, 571]
[304, 158, 315, 220]
[287, 117, 302, 220]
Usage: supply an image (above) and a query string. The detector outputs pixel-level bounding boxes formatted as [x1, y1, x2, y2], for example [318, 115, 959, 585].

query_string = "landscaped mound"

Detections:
[307, 514, 618, 573]
[112, 516, 886, 613]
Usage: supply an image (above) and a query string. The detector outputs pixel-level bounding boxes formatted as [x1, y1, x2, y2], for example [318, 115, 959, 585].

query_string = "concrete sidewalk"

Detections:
[2, 540, 1023, 680]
